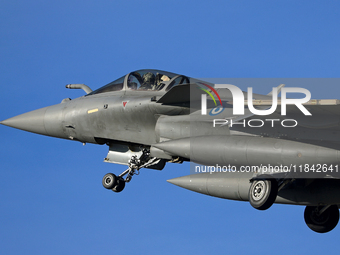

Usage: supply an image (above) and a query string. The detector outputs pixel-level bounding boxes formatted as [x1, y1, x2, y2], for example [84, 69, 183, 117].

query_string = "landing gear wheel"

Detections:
[112, 178, 125, 193]
[304, 205, 339, 233]
[249, 179, 278, 210]
[102, 148, 157, 194]
[102, 173, 117, 189]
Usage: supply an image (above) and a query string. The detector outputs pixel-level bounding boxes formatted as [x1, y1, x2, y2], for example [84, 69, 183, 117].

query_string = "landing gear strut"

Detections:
[304, 205, 339, 233]
[102, 148, 160, 193]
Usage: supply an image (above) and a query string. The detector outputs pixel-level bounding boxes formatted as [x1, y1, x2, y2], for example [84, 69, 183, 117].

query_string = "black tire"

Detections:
[304, 205, 339, 233]
[249, 179, 278, 210]
[102, 173, 117, 189]
[112, 178, 125, 193]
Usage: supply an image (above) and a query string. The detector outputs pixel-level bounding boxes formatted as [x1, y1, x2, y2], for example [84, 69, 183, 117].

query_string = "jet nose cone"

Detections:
[1, 107, 48, 135]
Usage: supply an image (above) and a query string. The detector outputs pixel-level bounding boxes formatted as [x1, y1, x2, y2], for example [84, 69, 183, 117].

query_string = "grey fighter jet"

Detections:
[2, 69, 340, 233]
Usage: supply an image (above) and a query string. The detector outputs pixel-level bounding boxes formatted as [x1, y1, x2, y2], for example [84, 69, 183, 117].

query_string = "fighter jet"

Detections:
[2, 69, 340, 233]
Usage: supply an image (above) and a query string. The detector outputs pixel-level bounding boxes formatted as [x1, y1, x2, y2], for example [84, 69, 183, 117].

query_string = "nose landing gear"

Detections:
[102, 149, 160, 193]
[102, 173, 117, 190]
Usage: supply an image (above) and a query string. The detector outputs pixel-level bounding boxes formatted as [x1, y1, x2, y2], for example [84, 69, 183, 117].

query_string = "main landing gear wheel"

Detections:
[304, 205, 339, 233]
[249, 179, 278, 210]
[102, 173, 117, 189]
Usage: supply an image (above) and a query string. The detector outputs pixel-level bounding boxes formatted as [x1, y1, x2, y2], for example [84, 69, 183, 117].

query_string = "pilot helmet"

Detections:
[142, 72, 155, 85]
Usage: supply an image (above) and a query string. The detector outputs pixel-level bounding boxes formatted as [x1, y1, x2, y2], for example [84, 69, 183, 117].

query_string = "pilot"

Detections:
[128, 75, 137, 90]
[140, 72, 155, 90]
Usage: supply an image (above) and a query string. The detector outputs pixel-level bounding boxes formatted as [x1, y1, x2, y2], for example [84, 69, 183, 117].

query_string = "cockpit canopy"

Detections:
[88, 69, 192, 95]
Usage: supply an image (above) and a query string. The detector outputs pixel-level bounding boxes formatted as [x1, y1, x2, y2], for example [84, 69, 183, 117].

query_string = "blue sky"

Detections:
[1, 1, 340, 254]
